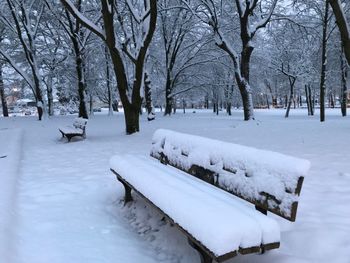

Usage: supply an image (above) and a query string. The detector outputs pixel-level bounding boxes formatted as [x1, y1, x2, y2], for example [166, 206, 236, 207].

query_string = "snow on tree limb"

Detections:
[0, 47, 35, 91]
[59, 0, 106, 41]
[250, 0, 278, 37]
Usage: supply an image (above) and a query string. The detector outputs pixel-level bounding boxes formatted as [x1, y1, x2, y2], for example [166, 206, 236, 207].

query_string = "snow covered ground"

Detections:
[0, 109, 350, 263]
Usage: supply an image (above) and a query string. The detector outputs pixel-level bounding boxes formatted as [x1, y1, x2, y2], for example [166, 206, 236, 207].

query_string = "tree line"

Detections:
[0, 0, 349, 134]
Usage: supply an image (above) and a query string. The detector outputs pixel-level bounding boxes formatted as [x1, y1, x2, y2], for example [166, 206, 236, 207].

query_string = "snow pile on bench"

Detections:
[59, 118, 87, 135]
[150, 129, 310, 220]
[110, 155, 280, 257]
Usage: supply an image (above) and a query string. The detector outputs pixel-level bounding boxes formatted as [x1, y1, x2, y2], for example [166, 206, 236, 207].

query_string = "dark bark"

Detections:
[284, 95, 288, 108]
[204, 94, 209, 109]
[144, 72, 155, 121]
[236, 79, 254, 120]
[46, 79, 54, 116]
[305, 85, 312, 116]
[285, 77, 296, 118]
[320, 0, 329, 122]
[182, 99, 186, 114]
[329, 93, 335, 108]
[341, 49, 348, 116]
[308, 85, 314, 116]
[105, 46, 113, 115]
[0, 65, 8, 117]
[38, 106, 43, 121]
[226, 103, 232, 115]
[164, 72, 173, 116]
[329, 0, 350, 65]
[124, 105, 140, 133]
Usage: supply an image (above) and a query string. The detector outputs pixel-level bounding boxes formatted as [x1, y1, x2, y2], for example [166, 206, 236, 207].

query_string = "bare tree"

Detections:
[0, 0, 45, 118]
[60, 0, 157, 134]
[193, 0, 278, 120]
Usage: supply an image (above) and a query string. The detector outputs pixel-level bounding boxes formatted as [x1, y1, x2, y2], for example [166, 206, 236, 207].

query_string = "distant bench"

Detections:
[110, 129, 310, 263]
[59, 118, 88, 142]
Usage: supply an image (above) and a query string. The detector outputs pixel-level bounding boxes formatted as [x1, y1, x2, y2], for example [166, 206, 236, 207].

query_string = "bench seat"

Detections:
[59, 126, 84, 135]
[110, 154, 280, 259]
[59, 118, 87, 142]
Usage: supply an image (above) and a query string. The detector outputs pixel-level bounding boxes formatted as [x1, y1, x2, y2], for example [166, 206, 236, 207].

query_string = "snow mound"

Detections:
[110, 155, 280, 257]
[150, 129, 310, 220]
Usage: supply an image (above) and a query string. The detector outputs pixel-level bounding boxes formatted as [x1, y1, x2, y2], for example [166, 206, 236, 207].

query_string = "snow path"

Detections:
[0, 128, 23, 262]
[12, 117, 159, 263]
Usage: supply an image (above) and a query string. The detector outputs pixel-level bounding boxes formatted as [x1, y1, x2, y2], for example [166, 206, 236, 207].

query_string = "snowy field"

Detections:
[0, 109, 350, 263]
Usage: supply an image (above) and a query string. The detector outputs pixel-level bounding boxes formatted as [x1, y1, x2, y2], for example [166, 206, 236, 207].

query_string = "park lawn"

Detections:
[0, 108, 349, 263]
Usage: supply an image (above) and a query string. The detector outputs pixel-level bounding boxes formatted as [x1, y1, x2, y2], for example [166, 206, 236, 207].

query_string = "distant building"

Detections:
[16, 99, 36, 107]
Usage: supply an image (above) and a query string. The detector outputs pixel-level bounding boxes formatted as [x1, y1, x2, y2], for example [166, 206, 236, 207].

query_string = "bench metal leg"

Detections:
[118, 178, 133, 205]
[188, 238, 212, 263]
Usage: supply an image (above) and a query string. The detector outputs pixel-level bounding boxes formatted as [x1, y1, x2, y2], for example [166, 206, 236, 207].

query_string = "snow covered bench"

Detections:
[110, 129, 310, 263]
[59, 118, 88, 142]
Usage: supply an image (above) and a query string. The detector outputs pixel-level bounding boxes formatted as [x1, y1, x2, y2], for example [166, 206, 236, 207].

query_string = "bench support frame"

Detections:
[118, 177, 133, 205]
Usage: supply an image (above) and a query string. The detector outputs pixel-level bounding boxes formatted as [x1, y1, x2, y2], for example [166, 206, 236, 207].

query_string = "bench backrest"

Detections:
[150, 129, 310, 222]
[73, 118, 88, 130]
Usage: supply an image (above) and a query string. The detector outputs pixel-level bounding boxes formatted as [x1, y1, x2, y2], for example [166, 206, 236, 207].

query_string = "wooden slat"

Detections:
[151, 151, 304, 222]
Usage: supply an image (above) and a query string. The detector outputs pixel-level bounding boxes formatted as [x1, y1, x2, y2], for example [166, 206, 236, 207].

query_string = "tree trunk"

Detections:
[124, 105, 140, 133]
[164, 72, 172, 116]
[105, 47, 113, 116]
[320, 0, 329, 122]
[182, 98, 186, 114]
[329, 93, 335, 108]
[236, 78, 254, 120]
[89, 93, 94, 116]
[305, 85, 312, 116]
[144, 72, 155, 121]
[329, 0, 350, 65]
[293, 95, 296, 109]
[46, 76, 54, 116]
[0, 65, 8, 117]
[341, 48, 348, 116]
[75, 54, 88, 118]
[285, 79, 295, 118]
[238, 41, 255, 120]
[308, 85, 314, 116]
[265, 94, 270, 109]
[205, 94, 209, 109]
[226, 102, 232, 115]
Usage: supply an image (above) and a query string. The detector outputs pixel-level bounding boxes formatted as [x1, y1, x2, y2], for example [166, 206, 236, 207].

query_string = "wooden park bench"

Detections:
[59, 118, 88, 142]
[110, 129, 310, 263]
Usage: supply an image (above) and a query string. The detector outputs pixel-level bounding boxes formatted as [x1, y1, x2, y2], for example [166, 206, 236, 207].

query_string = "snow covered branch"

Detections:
[0, 47, 34, 90]
[59, 0, 106, 41]
[250, 0, 278, 37]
